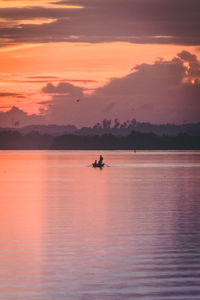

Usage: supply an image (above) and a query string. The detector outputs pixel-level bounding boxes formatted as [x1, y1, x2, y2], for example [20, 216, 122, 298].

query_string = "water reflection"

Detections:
[0, 151, 200, 299]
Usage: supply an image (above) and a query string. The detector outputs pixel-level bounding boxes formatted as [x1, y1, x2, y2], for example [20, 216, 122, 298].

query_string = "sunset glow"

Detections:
[0, 3, 200, 300]
[0, 0, 83, 9]
[0, 0, 200, 125]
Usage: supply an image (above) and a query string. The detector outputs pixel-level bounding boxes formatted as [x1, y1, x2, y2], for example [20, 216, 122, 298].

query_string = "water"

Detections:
[0, 150, 200, 300]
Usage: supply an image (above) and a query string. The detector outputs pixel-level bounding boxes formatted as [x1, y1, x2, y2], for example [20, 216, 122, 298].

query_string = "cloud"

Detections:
[177, 50, 200, 79]
[11, 77, 96, 84]
[27, 76, 96, 83]
[0, 0, 199, 46]
[37, 100, 52, 105]
[41, 51, 200, 125]
[0, 92, 25, 97]
[0, 51, 199, 126]
[42, 82, 84, 97]
[27, 76, 61, 79]
[0, 106, 46, 127]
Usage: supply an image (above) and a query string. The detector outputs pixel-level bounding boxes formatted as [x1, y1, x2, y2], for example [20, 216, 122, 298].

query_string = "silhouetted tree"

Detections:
[93, 122, 102, 130]
[114, 118, 120, 129]
[14, 121, 20, 128]
[131, 118, 137, 127]
[120, 121, 127, 129]
[102, 119, 112, 129]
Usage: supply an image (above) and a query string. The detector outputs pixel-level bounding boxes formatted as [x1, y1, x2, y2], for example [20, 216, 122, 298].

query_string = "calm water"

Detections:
[0, 151, 200, 300]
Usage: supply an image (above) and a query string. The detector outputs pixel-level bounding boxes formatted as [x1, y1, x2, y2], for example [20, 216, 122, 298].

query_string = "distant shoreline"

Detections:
[0, 130, 199, 150]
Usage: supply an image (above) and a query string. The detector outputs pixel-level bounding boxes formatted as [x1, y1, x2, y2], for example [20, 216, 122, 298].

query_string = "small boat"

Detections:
[92, 162, 105, 168]
[92, 155, 105, 168]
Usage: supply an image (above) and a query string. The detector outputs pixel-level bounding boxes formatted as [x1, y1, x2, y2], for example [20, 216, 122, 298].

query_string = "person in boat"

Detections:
[93, 159, 98, 166]
[92, 155, 104, 167]
[98, 155, 103, 166]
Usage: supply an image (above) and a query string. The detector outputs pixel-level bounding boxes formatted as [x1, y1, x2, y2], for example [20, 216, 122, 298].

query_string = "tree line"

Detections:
[0, 130, 199, 150]
[10, 118, 200, 137]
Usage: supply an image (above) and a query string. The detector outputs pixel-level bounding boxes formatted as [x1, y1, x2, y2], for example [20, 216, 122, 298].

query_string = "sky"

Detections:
[0, 0, 200, 127]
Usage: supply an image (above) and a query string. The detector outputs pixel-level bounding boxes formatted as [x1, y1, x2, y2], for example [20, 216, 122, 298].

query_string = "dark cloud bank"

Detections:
[42, 50, 200, 126]
[0, 0, 200, 46]
[0, 51, 199, 127]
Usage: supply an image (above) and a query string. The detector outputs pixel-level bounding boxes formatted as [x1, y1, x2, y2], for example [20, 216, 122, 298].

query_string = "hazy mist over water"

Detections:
[0, 151, 200, 300]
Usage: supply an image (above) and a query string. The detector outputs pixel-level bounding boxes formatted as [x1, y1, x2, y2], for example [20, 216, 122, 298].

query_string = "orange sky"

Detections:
[0, 41, 199, 114]
[0, 0, 200, 124]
